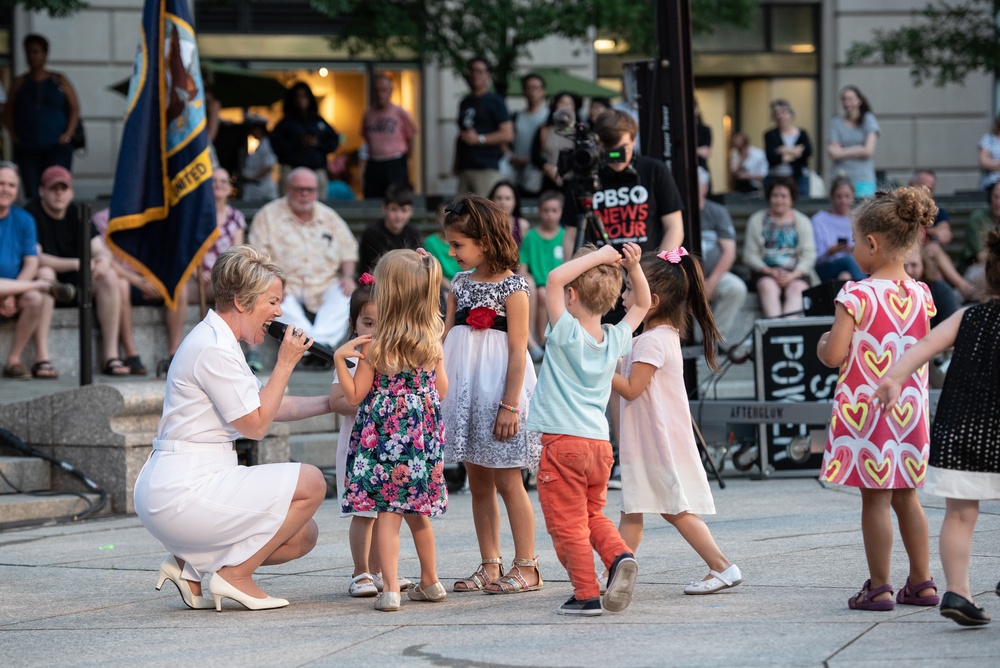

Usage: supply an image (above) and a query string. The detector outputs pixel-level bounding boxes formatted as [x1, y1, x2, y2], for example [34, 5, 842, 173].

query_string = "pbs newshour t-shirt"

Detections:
[562, 155, 683, 253]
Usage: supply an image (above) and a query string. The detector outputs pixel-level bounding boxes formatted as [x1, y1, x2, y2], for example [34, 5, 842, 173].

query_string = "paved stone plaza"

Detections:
[1, 475, 998, 667]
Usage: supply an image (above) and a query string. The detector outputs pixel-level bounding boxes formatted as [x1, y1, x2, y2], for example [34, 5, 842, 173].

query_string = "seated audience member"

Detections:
[904, 246, 959, 328]
[248, 167, 358, 367]
[0, 162, 72, 379]
[357, 183, 422, 276]
[963, 181, 1000, 301]
[29, 166, 128, 376]
[729, 132, 768, 194]
[92, 207, 156, 375]
[811, 175, 865, 282]
[743, 177, 818, 318]
[697, 167, 747, 345]
[518, 190, 565, 348]
[909, 169, 977, 300]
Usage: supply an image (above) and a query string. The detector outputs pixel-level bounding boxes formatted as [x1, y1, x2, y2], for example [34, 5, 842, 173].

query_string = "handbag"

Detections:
[70, 119, 86, 151]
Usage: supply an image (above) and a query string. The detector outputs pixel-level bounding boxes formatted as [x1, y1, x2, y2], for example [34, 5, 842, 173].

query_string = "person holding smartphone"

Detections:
[811, 174, 866, 282]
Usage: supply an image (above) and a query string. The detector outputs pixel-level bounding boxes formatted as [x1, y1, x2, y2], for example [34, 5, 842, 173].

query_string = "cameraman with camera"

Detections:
[561, 110, 684, 270]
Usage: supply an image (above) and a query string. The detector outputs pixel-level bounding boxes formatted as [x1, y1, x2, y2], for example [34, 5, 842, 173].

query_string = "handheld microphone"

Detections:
[266, 321, 335, 363]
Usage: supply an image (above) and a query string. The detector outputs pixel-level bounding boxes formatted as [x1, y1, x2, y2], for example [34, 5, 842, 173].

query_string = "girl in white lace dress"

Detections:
[441, 194, 543, 595]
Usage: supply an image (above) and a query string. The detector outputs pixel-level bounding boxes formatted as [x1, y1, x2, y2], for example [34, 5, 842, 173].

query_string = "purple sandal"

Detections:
[848, 579, 895, 611]
[896, 577, 940, 606]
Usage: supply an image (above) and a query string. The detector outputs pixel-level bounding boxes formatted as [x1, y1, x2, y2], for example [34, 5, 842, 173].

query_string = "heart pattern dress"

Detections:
[821, 278, 936, 488]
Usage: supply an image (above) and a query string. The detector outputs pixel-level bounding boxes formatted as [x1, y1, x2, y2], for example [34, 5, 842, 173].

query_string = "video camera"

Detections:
[553, 110, 628, 195]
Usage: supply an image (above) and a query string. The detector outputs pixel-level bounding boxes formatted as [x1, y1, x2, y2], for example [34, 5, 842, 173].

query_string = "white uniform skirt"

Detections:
[134, 440, 301, 581]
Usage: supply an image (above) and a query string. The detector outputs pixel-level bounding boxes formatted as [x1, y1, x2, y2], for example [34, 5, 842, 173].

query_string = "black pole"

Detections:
[78, 203, 93, 386]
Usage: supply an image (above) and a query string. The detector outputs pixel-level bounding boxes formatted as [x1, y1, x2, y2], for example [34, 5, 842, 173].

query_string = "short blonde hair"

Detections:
[212, 245, 285, 313]
[568, 245, 623, 315]
[368, 249, 444, 375]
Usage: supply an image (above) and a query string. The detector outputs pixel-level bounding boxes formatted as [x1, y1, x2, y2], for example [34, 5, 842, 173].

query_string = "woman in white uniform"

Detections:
[134, 245, 330, 611]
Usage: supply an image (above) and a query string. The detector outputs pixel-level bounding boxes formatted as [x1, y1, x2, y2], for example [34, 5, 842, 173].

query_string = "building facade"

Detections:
[6, 0, 995, 199]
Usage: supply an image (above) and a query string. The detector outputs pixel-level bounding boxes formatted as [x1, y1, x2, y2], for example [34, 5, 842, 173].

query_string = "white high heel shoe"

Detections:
[155, 555, 213, 610]
[207, 573, 289, 611]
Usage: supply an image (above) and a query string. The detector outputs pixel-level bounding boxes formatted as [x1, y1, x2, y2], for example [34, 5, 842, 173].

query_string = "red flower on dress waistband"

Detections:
[466, 306, 498, 330]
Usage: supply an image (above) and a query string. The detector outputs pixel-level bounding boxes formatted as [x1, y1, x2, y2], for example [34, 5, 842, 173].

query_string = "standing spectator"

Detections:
[587, 97, 611, 129]
[743, 177, 818, 317]
[240, 114, 278, 202]
[270, 82, 339, 199]
[694, 99, 712, 171]
[248, 168, 358, 355]
[28, 166, 127, 376]
[828, 85, 880, 197]
[697, 167, 747, 345]
[454, 57, 513, 196]
[811, 175, 865, 282]
[976, 114, 1000, 198]
[0, 162, 61, 379]
[357, 183, 422, 276]
[764, 99, 812, 198]
[729, 132, 768, 194]
[509, 73, 547, 198]
[5, 34, 80, 199]
[535, 91, 582, 193]
[360, 75, 417, 200]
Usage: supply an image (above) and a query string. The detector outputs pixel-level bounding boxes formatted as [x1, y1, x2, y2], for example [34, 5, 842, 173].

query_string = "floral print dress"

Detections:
[341, 368, 447, 516]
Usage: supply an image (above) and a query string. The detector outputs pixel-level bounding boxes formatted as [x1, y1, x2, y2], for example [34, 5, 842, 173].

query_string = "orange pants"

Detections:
[537, 433, 630, 600]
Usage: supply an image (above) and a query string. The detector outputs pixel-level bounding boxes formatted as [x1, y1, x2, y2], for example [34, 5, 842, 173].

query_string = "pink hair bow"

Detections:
[358, 272, 375, 286]
[657, 247, 689, 264]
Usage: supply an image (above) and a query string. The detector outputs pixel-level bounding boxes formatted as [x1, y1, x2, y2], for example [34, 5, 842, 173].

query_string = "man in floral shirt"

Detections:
[248, 168, 358, 354]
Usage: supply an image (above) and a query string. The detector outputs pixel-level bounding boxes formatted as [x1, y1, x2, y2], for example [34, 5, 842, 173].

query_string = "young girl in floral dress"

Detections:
[334, 250, 448, 612]
[817, 186, 940, 611]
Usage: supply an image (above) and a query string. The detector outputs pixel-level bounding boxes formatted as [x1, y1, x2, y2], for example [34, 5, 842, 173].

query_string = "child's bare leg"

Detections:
[349, 516, 375, 576]
[492, 467, 539, 588]
[463, 463, 503, 582]
[369, 519, 381, 574]
[890, 488, 934, 596]
[939, 498, 978, 599]
[618, 512, 644, 554]
[377, 512, 403, 594]
[859, 488, 894, 601]
[404, 515, 439, 587]
[663, 511, 731, 573]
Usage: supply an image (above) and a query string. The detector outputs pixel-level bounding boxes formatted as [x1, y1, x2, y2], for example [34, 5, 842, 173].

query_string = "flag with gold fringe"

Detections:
[106, 0, 217, 309]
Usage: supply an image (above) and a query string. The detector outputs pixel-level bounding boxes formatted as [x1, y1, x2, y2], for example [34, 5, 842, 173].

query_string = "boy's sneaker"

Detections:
[558, 596, 603, 616]
[603, 552, 638, 612]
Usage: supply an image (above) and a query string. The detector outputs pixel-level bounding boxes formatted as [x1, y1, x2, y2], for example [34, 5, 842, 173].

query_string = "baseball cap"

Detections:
[41, 165, 73, 189]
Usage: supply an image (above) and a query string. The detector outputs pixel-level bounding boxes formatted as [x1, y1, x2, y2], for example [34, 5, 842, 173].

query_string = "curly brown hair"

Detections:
[854, 185, 937, 259]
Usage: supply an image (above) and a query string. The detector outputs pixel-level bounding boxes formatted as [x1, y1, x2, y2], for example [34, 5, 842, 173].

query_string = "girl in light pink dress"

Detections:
[817, 186, 940, 611]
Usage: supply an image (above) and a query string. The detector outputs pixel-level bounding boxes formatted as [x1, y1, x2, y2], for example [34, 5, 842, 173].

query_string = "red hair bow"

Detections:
[358, 272, 375, 286]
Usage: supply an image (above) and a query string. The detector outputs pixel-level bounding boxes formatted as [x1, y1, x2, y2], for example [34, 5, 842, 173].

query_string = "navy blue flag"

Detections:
[106, 0, 217, 309]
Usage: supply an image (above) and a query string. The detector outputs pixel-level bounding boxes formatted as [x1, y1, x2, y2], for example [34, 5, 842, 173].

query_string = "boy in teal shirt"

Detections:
[528, 242, 650, 616]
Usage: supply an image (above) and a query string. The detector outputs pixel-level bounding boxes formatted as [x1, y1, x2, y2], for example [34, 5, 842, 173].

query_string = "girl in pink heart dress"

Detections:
[817, 186, 941, 612]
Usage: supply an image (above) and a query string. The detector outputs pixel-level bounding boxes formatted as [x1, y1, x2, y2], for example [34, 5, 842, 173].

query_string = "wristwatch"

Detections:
[477, 134, 486, 145]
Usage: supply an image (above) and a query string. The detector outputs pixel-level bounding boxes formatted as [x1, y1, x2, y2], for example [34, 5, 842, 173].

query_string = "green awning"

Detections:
[506, 67, 619, 98]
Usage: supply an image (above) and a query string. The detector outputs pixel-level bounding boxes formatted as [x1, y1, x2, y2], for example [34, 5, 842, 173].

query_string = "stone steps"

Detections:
[0, 491, 109, 524]
[0, 455, 51, 493]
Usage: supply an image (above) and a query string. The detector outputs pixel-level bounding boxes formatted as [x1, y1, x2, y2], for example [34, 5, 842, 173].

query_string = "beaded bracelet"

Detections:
[498, 401, 520, 414]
